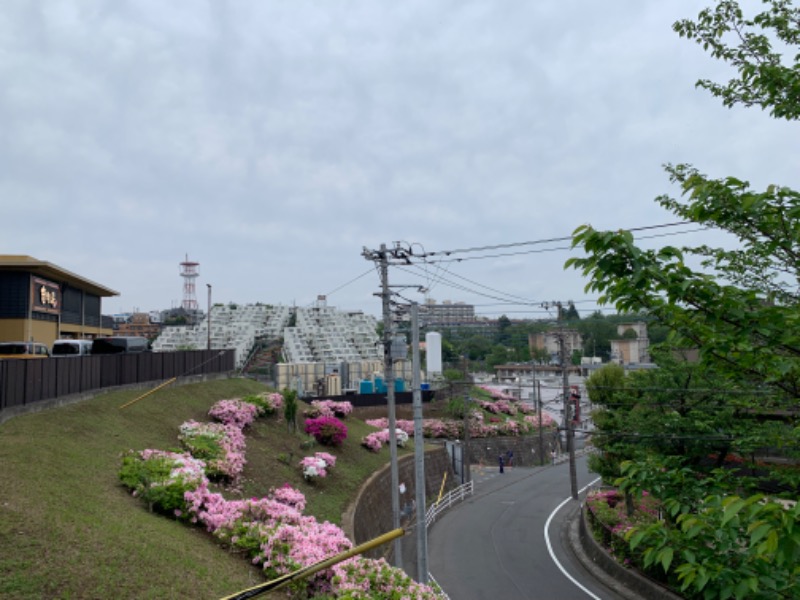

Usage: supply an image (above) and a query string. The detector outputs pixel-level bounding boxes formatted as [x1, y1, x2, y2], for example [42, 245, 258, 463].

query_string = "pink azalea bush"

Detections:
[209, 398, 260, 429]
[477, 384, 517, 402]
[118, 449, 208, 514]
[304, 415, 348, 446]
[178, 420, 247, 480]
[300, 452, 337, 480]
[365, 418, 415, 436]
[524, 413, 555, 428]
[306, 399, 354, 419]
[119, 393, 446, 598]
[331, 556, 442, 599]
[585, 488, 661, 565]
[361, 429, 409, 452]
[242, 392, 284, 416]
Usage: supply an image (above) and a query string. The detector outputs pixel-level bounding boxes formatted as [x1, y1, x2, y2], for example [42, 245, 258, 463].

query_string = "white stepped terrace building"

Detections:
[152, 302, 381, 369]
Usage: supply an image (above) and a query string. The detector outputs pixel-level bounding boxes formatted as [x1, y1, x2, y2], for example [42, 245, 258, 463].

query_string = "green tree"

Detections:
[282, 388, 298, 433]
[568, 1, 800, 400]
[495, 315, 512, 345]
[567, 2, 800, 597]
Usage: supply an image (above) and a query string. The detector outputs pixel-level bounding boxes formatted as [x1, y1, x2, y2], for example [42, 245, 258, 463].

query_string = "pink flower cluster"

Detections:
[361, 429, 409, 452]
[178, 420, 247, 480]
[365, 418, 415, 435]
[478, 398, 518, 416]
[331, 556, 442, 599]
[308, 399, 354, 419]
[122, 395, 445, 598]
[477, 385, 517, 402]
[524, 413, 555, 428]
[209, 398, 260, 429]
[422, 419, 462, 439]
[184, 483, 353, 592]
[262, 392, 284, 413]
[300, 452, 337, 480]
[304, 415, 348, 446]
[137, 449, 208, 488]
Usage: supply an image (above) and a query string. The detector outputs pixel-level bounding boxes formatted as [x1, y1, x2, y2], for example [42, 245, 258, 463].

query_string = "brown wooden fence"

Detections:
[0, 349, 235, 415]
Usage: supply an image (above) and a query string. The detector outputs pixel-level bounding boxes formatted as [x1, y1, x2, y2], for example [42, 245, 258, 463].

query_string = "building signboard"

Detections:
[31, 276, 61, 315]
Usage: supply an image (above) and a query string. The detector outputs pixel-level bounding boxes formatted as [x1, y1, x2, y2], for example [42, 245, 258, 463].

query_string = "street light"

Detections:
[206, 284, 212, 351]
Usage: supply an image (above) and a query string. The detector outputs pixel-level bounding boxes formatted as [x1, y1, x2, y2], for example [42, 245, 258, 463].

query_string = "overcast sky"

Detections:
[2, 1, 797, 320]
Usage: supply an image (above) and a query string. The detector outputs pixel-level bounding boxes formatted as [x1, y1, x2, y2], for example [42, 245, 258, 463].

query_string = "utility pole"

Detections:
[411, 302, 428, 583]
[363, 243, 416, 570]
[461, 355, 471, 485]
[380, 244, 402, 568]
[546, 301, 579, 500]
[537, 379, 545, 467]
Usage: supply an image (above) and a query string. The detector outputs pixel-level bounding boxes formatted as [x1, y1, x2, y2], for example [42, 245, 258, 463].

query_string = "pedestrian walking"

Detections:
[506, 450, 513, 468]
[498, 454, 505, 474]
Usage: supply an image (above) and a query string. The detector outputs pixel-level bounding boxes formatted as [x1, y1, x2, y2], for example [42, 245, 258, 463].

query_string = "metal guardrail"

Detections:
[425, 480, 474, 528]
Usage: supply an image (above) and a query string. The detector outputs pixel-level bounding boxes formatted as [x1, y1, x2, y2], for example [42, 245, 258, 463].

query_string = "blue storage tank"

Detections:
[374, 376, 386, 393]
[359, 379, 374, 394]
[394, 378, 405, 392]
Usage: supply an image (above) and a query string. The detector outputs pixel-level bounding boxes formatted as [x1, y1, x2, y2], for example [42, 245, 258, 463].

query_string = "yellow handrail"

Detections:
[436, 471, 448, 505]
[118, 377, 177, 410]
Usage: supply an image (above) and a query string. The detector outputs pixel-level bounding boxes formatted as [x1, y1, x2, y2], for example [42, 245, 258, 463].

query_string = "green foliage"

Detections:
[625, 492, 800, 598]
[118, 453, 192, 515]
[283, 388, 298, 432]
[673, 0, 800, 121]
[568, 4, 800, 593]
[242, 393, 269, 414]
[446, 396, 469, 419]
[442, 368, 466, 383]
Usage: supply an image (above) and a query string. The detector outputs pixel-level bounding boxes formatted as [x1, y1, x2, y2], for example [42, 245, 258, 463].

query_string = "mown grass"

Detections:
[0, 377, 422, 599]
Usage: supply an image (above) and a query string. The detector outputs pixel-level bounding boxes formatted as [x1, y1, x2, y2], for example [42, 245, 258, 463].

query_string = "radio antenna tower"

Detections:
[179, 254, 199, 311]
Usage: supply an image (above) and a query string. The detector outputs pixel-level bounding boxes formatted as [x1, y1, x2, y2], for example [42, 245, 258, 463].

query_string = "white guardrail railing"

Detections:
[425, 480, 474, 529]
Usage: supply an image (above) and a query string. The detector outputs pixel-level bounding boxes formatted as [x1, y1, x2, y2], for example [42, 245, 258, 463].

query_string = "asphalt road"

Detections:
[428, 456, 628, 600]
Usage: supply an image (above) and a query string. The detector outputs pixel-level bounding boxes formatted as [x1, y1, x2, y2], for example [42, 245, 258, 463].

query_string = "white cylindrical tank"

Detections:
[425, 331, 442, 374]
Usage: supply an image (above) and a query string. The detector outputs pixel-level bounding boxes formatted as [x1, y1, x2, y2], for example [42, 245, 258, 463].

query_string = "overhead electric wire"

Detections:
[414, 221, 693, 259]
[305, 266, 377, 308]
[415, 226, 708, 266]
[382, 226, 709, 310]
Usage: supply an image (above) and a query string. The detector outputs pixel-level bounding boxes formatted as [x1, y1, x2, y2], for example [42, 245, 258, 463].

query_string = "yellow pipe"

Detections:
[118, 377, 178, 410]
[220, 528, 406, 600]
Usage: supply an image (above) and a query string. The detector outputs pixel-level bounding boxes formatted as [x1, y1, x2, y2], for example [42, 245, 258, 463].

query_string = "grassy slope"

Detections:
[0, 377, 417, 599]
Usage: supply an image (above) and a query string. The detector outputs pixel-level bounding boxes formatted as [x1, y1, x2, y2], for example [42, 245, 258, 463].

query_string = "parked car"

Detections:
[91, 336, 150, 354]
[0, 341, 50, 359]
[52, 339, 93, 357]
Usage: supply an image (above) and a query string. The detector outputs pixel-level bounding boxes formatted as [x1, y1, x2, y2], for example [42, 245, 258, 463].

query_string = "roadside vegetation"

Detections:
[569, 1, 800, 597]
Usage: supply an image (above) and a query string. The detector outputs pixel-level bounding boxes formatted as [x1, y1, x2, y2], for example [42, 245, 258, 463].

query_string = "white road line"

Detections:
[544, 477, 602, 599]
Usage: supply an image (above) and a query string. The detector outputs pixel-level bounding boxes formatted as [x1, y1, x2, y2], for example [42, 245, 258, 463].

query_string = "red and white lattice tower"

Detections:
[179, 254, 200, 311]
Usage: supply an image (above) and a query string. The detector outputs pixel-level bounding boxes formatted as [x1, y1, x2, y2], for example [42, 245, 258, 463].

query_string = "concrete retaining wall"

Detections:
[342, 445, 457, 564]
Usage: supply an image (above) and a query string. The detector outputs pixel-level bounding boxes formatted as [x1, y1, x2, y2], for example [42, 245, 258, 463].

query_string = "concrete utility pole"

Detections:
[559, 331, 579, 500]
[411, 303, 428, 583]
[379, 244, 402, 568]
[363, 243, 418, 569]
[537, 379, 545, 467]
[546, 300, 579, 500]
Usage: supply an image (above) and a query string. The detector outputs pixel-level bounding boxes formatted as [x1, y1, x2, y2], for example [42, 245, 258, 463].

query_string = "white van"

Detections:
[52, 339, 93, 357]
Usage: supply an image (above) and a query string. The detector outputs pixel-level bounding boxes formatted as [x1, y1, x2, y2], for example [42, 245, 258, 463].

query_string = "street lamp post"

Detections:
[206, 284, 212, 351]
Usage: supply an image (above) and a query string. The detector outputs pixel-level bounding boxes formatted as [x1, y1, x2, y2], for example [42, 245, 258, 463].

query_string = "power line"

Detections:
[410, 221, 694, 259]
[414, 226, 708, 266]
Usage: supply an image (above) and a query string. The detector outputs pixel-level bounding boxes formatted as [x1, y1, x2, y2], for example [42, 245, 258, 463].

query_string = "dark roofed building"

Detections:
[0, 255, 118, 347]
